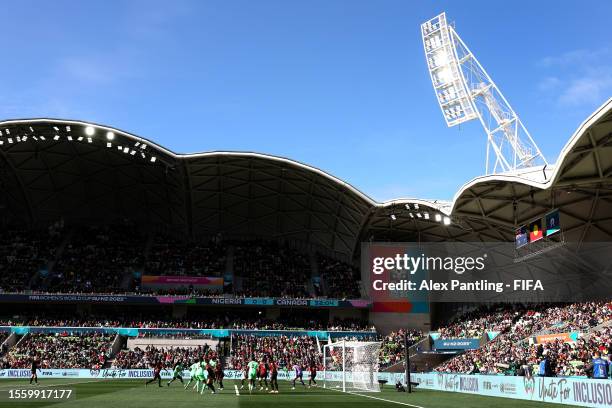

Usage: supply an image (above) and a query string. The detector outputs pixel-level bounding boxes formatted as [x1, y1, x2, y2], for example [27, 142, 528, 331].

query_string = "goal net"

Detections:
[322, 340, 382, 392]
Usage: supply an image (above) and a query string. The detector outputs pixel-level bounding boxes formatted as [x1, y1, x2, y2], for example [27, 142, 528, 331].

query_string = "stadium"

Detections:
[1, 7, 611, 408]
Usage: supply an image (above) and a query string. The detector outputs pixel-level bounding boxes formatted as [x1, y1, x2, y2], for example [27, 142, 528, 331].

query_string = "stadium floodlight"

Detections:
[443, 216, 451, 225]
[390, 214, 397, 221]
[150, 156, 156, 163]
[421, 12, 547, 174]
[85, 126, 95, 136]
[106, 131, 115, 140]
[435, 213, 442, 222]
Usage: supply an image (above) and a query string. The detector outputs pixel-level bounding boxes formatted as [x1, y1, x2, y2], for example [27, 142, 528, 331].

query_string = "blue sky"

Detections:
[2, 0, 611, 201]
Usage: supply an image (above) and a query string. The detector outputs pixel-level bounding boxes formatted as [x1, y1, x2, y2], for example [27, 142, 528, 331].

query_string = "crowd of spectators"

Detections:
[229, 334, 321, 370]
[0, 313, 374, 332]
[436, 304, 524, 339]
[47, 223, 144, 293]
[0, 225, 365, 300]
[144, 234, 226, 277]
[316, 255, 361, 299]
[112, 344, 213, 369]
[0, 332, 112, 369]
[379, 329, 425, 368]
[233, 240, 311, 298]
[435, 301, 612, 376]
[0, 226, 59, 293]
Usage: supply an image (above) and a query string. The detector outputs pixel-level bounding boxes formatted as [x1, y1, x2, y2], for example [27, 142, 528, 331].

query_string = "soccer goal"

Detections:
[322, 340, 382, 392]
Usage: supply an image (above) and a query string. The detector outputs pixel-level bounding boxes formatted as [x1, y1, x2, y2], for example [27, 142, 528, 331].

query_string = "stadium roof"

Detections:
[0, 98, 610, 258]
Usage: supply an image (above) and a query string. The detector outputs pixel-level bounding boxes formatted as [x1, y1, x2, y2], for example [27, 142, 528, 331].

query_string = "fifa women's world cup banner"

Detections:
[361, 242, 612, 306]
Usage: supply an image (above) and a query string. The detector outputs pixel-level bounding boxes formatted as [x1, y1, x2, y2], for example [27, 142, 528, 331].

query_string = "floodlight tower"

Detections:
[421, 12, 547, 174]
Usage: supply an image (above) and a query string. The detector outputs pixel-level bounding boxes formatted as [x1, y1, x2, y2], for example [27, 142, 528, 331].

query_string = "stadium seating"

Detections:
[316, 255, 361, 299]
[0, 224, 364, 300]
[0, 227, 58, 293]
[230, 334, 321, 370]
[1, 332, 113, 369]
[144, 234, 226, 277]
[434, 301, 612, 376]
[232, 240, 311, 298]
[48, 224, 145, 293]
[379, 329, 425, 368]
[113, 344, 214, 369]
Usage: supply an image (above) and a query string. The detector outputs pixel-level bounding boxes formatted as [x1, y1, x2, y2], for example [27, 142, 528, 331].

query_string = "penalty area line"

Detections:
[324, 387, 426, 408]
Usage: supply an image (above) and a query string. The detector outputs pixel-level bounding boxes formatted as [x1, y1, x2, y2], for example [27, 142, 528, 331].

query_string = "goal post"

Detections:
[322, 340, 382, 392]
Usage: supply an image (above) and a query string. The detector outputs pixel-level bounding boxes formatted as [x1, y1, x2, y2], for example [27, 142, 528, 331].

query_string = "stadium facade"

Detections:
[0, 98, 611, 332]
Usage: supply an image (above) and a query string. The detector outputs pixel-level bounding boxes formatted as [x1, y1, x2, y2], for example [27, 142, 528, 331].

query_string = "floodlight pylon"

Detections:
[421, 12, 547, 175]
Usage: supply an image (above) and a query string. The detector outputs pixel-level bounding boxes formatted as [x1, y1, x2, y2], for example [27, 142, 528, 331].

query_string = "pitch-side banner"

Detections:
[362, 242, 612, 303]
[407, 372, 612, 408]
[2, 369, 610, 407]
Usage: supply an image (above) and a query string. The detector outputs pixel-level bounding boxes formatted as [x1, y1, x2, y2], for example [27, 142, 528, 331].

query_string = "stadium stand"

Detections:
[47, 223, 145, 293]
[232, 240, 311, 298]
[379, 329, 425, 368]
[0, 227, 59, 293]
[316, 254, 361, 299]
[113, 345, 214, 369]
[435, 301, 612, 376]
[229, 334, 321, 370]
[1, 332, 113, 369]
[144, 234, 226, 278]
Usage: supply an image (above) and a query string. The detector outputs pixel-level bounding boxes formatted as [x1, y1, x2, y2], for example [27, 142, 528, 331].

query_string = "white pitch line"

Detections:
[324, 387, 426, 408]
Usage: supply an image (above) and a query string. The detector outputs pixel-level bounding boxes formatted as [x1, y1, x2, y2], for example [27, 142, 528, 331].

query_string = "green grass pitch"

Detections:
[0, 378, 570, 408]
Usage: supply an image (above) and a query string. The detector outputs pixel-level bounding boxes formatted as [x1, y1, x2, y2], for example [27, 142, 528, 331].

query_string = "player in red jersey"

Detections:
[268, 360, 279, 394]
[258, 360, 268, 390]
[308, 362, 318, 387]
[145, 360, 165, 387]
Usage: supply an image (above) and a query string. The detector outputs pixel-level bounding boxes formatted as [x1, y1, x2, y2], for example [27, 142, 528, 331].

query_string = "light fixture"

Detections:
[150, 156, 157, 163]
[106, 131, 115, 141]
[390, 214, 397, 221]
[404, 204, 410, 210]
[435, 213, 442, 222]
[85, 126, 95, 136]
[443, 216, 451, 225]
